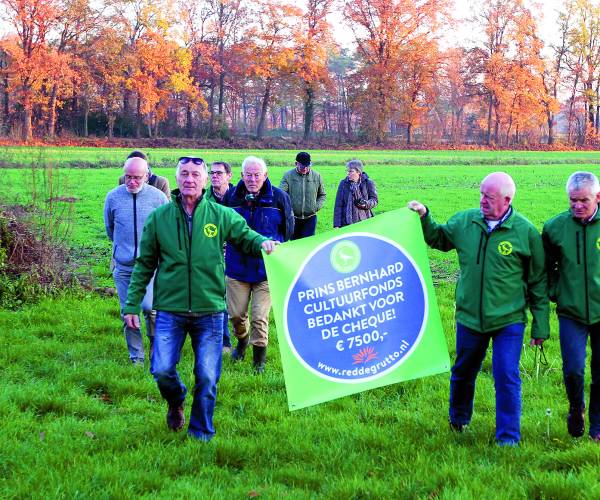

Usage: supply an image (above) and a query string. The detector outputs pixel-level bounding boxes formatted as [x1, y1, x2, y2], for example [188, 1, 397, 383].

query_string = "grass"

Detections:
[1, 148, 600, 497]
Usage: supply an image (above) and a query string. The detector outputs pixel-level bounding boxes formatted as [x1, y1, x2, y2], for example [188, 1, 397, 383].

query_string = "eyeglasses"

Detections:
[209, 171, 226, 176]
[178, 156, 205, 165]
[297, 164, 311, 169]
[125, 174, 146, 181]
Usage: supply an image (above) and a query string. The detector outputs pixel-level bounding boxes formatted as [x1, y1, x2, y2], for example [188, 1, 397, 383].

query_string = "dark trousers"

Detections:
[450, 322, 524, 444]
[559, 316, 600, 436]
[292, 215, 317, 240]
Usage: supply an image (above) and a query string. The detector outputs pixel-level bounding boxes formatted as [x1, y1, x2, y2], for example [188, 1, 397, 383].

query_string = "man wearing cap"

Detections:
[543, 171, 600, 440]
[279, 151, 326, 239]
[118, 150, 171, 198]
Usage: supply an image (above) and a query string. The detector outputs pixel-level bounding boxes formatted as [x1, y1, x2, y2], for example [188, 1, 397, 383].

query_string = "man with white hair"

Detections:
[543, 171, 600, 440]
[224, 156, 294, 372]
[408, 172, 549, 446]
[104, 156, 168, 364]
[123, 156, 279, 440]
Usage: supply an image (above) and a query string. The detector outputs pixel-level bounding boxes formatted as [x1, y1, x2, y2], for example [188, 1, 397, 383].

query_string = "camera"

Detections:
[245, 193, 257, 203]
[353, 198, 368, 209]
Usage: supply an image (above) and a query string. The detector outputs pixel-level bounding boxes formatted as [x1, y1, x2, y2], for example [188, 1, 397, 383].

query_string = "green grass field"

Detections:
[1, 148, 600, 498]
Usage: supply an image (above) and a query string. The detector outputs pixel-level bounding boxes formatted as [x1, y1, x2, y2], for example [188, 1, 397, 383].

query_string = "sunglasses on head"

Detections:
[178, 156, 205, 165]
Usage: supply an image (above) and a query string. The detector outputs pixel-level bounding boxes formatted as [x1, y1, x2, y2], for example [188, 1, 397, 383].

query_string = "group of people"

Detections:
[104, 150, 378, 440]
[408, 170, 600, 445]
[104, 149, 600, 447]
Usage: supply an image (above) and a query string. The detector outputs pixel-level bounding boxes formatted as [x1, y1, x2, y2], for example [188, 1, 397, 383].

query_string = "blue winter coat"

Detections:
[223, 177, 294, 282]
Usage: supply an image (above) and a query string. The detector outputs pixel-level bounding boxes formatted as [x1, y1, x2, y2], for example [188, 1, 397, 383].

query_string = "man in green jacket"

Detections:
[409, 172, 549, 445]
[123, 155, 278, 441]
[543, 171, 600, 440]
[279, 151, 326, 239]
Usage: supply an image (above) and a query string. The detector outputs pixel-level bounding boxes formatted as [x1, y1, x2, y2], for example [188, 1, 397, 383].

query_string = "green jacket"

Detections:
[279, 168, 326, 219]
[542, 209, 600, 325]
[421, 207, 549, 338]
[124, 191, 267, 315]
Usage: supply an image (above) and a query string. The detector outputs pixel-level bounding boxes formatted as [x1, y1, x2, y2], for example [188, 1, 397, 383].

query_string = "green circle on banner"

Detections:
[330, 240, 361, 273]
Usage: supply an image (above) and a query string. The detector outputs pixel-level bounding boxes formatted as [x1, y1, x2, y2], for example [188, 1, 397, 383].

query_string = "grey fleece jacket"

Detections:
[104, 184, 168, 268]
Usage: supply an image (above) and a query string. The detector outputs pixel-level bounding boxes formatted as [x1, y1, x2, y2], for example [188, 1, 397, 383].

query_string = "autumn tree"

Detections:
[292, 0, 334, 140]
[0, 0, 61, 140]
[343, 0, 448, 144]
[247, 0, 299, 139]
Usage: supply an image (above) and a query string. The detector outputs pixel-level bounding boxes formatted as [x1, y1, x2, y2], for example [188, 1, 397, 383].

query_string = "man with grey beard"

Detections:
[104, 157, 169, 364]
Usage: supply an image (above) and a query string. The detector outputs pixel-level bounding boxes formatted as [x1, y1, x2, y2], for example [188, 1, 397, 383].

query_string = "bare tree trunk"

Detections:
[136, 94, 142, 138]
[48, 84, 58, 137]
[208, 84, 215, 134]
[256, 78, 271, 139]
[23, 94, 33, 141]
[1, 75, 8, 135]
[486, 95, 493, 145]
[303, 84, 314, 141]
[83, 97, 89, 137]
[186, 103, 193, 138]
[108, 114, 115, 139]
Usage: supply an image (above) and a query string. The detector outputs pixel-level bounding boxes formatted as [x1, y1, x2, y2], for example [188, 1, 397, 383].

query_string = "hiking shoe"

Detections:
[449, 421, 465, 433]
[567, 405, 585, 438]
[590, 434, 600, 442]
[166, 404, 185, 431]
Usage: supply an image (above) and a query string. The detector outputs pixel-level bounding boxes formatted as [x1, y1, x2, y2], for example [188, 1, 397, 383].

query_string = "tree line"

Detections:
[1, 0, 599, 146]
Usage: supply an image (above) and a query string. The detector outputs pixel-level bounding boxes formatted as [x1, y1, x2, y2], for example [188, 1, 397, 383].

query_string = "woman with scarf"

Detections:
[333, 160, 378, 228]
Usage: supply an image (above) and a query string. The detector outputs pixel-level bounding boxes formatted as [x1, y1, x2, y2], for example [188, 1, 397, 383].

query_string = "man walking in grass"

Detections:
[123, 156, 278, 441]
[408, 172, 549, 446]
[104, 156, 168, 365]
[224, 156, 294, 373]
[543, 171, 600, 441]
[279, 151, 326, 239]
[205, 160, 235, 354]
[118, 150, 171, 198]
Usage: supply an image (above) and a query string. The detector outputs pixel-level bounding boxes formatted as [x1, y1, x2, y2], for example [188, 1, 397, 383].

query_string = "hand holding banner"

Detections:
[264, 208, 450, 410]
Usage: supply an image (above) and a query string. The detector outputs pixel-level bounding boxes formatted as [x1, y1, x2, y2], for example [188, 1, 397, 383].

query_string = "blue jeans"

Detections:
[450, 322, 525, 444]
[223, 311, 231, 348]
[291, 215, 317, 240]
[559, 316, 600, 436]
[113, 266, 154, 363]
[152, 311, 223, 440]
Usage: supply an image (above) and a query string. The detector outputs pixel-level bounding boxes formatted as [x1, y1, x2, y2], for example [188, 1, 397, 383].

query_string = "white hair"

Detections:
[566, 171, 600, 195]
[481, 172, 516, 200]
[242, 156, 267, 173]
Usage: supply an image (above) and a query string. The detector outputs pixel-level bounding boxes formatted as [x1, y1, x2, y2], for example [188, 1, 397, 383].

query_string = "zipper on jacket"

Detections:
[478, 230, 489, 332]
[133, 193, 138, 261]
[301, 174, 306, 217]
[476, 232, 484, 265]
[576, 231, 581, 264]
[186, 212, 194, 313]
[177, 200, 195, 313]
[176, 217, 182, 251]
[583, 226, 590, 323]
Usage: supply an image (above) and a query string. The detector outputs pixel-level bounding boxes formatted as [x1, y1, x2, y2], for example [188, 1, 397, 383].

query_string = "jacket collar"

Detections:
[473, 206, 515, 231]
